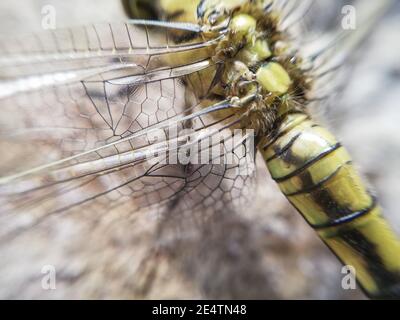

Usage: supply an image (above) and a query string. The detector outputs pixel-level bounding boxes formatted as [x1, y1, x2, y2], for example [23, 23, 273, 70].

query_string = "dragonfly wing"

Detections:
[0, 21, 220, 172]
[299, 1, 394, 103]
[0, 21, 256, 241]
[0, 95, 257, 241]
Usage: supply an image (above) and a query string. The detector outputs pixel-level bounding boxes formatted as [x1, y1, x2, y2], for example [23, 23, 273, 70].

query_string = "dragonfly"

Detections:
[0, 0, 399, 299]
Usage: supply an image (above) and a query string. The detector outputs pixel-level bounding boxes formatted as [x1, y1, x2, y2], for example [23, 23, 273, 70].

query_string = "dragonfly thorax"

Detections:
[204, 6, 311, 136]
[148, 0, 312, 136]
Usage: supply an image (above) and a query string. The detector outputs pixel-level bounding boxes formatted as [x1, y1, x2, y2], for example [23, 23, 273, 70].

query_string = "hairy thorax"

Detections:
[167, 0, 313, 139]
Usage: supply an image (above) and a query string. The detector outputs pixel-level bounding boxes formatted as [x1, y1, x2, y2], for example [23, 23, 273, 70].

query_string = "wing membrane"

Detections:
[0, 21, 221, 173]
[0, 97, 256, 240]
[0, 19, 256, 240]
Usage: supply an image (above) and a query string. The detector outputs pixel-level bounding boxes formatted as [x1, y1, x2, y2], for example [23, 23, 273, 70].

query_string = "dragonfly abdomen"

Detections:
[260, 113, 400, 298]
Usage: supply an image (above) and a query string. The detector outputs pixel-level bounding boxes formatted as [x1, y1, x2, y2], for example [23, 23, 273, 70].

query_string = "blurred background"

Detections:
[0, 0, 399, 299]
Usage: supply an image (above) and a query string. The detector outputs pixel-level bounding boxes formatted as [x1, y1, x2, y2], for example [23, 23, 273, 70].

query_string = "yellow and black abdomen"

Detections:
[260, 113, 400, 298]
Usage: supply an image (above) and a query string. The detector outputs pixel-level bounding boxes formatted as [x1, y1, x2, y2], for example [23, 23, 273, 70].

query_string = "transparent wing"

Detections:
[0, 21, 257, 241]
[298, 0, 395, 103]
[0, 21, 220, 171]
